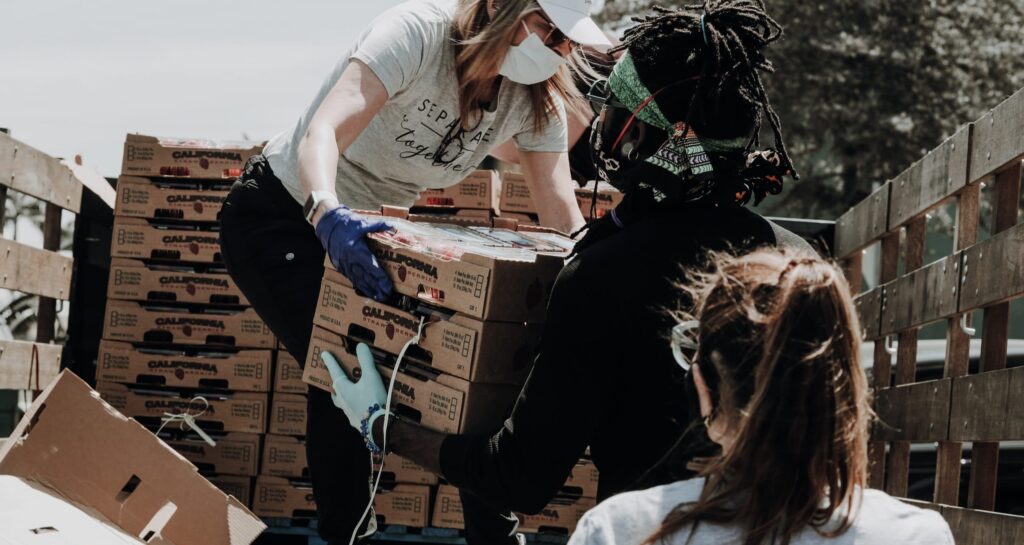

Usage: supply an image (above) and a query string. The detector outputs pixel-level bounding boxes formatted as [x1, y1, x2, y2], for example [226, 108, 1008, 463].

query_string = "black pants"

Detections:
[218, 156, 519, 544]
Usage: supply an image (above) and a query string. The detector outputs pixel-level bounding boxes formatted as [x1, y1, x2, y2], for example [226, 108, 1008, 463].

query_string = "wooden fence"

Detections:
[835, 88, 1024, 543]
[0, 131, 86, 392]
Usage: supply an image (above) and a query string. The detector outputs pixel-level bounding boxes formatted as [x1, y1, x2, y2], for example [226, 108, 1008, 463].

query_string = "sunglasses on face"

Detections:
[530, 11, 576, 50]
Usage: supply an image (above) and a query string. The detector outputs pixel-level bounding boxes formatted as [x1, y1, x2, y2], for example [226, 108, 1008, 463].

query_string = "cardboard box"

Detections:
[112, 216, 224, 263]
[253, 477, 317, 519]
[98, 340, 272, 392]
[431, 485, 465, 529]
[496, 211, 539, 226]
[269, 393, 307, 436]
[115, 175, 230, 222]
[0, 370, 265, 544]
[103, 299, 276, 349]
[108, 258, 248, 306]
[304, 330, 520, 434]
[518, 497, 597, 535]
[413, 170, 500, 211]
[274, 351, 307, 394]
[313, 271, 540, 383]
[374, 484, 431, 528]
[261, 435, 309, 479]
[408, 210, 494, 227]
[207, 474, 254, 508]
[499, 171, 537, 214]
[0, 476, 154, 544]
[377, 453, 438, 486]
[162, 432, 261, 477]
[575, 182, 623, 220]
[564, 459, 599, 499]
[366, 216, 566, 323]
[96, 381, 268, 434]
[122, 133, 263, 179]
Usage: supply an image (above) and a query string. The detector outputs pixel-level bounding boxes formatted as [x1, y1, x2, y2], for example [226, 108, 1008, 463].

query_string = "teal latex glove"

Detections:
[322, 343, 387, 431]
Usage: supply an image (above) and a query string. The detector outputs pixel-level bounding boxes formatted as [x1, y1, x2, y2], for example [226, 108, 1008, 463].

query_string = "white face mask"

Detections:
[499, 22, 567, 85]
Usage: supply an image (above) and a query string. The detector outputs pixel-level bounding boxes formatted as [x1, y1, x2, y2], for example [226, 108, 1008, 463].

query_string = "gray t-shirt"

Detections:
[263, 0, 567, 209]
[568, 478, 955, 545]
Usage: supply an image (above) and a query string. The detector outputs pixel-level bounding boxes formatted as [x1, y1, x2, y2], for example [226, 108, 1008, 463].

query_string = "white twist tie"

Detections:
[156, 396, 217, 447]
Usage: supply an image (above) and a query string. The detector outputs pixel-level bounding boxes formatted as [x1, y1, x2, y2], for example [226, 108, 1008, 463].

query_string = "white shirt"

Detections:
[568, 478, 955, 545]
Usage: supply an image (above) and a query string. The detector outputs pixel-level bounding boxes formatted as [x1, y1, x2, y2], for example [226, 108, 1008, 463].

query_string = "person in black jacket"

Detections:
[323, 1, 809, 543]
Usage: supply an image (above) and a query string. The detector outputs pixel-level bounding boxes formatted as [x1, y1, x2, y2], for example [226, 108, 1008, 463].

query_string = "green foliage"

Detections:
[599, 0, 1024, 219]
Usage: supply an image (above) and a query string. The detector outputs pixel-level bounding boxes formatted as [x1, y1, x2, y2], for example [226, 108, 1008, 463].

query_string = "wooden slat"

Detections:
[958, 222, 1024, 311]
[1006, 366, 1024, 439]
[0, 132, 82, 212]
[0, 238, 72, 300]
[834, 182, 891, 259]
[970, 87, 1024, 182]
[854, 287, 884, 341]
[949, 367, 1017, 441]
[943, 505, 1024, 545]
[879, 254, 960, 335]
[869, 231, 901, 488]
[0, 339, 62, 390]
[34, 203, 63, 345]
[889, 125, 972, 229]
[873, 379, 952, 442]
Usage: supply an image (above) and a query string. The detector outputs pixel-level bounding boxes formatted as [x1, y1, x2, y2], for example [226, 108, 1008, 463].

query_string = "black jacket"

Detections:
[440, 203, 810, 513]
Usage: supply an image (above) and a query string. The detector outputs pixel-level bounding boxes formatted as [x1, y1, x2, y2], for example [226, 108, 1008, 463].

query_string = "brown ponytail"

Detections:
[646, 249, 870, 545]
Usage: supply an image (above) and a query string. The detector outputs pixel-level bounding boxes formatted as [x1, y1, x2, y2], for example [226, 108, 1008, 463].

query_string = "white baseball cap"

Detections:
[537, 0, 612, 48]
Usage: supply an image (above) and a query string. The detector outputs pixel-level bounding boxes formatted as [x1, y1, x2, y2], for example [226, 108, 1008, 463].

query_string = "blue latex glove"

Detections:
[322, 343, 387, 431]
[315, 205, 393, 301]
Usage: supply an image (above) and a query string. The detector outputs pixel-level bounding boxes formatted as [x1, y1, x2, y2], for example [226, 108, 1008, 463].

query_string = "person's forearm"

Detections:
[298, 122, 343, 225]
[374, 416, 447, 476]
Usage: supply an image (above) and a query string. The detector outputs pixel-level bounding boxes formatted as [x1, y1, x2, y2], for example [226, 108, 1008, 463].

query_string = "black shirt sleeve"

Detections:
[439, 257, 600, 514]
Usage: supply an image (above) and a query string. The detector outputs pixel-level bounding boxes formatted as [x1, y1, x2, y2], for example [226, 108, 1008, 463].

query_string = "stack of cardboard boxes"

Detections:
[499, 171, 624, 225]
[300, 213, 602, 534]
[97, 134, 274, 509]
[575, 181, 624, 221]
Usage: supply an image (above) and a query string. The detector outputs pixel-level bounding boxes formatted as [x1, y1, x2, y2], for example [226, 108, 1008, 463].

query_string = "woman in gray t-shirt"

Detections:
[218, 1, 608, 543]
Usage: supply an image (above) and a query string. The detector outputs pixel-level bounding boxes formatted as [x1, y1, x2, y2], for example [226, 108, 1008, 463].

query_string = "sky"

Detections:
[1, 0, 405, 178]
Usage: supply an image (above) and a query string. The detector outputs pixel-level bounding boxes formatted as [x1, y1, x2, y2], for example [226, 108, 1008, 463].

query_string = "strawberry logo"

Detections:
[398, 266, 407, 282]
[183, 325, 193, 336]
[385, 323, 395, 340]
[190, 243, 200, 254]
[175, 369, 185, 380]
[186, 284, 196, 296]
[194, 202, 204, 213]
[199, 158, 210, 170]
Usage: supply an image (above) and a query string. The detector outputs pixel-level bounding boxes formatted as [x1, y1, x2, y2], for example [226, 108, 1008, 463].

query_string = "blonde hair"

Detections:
[451, 0, 595, 132]
[645, 249, 871, 545]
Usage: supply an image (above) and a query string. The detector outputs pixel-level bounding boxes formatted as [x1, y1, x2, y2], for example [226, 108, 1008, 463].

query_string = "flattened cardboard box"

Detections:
[378, 453, 438, 486]
[123, 133, 263, 179]
[575, 182, 623, 220]
[499, 171, 538, 214]
[163, 432, 261, 477]
[98, 339, 272, 392]
[109, 257, 248, 306]
[431, 484, 465, 529]
[375, 484, 431, 528]
[304, 327, 521, 434]
[413, 169, 500, 211]
[261, 435, 309, 478]
[96, 380, 268, 434]
[564, 459, 600, 499]
[314, 271, 539, 383]
[366, 217, 564, 323]
[518, 497, 596, 534]
[113, 216, 223, 263]
[269, 393, 307, 436]
[116, 175, 229, 222]
[253, 476, 317, 519]
[274, 351, 307, 394]
[103, 299, 275, 349]
[208, 474, 254, 508]
[0, 370, 265, 545]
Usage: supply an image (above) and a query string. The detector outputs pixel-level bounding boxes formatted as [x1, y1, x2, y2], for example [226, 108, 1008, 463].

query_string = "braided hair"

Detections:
[612, 1, 795, 179]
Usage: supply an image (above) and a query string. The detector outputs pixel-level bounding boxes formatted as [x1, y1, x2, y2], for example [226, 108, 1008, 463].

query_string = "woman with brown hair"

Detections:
[568, 249, 954, 545]
[218, 1, 608, 543]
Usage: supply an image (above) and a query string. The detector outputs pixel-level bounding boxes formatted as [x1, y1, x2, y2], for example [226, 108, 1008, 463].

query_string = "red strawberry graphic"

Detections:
[194, 202, 204, 213]
[385, 323, 395, 340]
[190, 243, 200, 255]
[186, 284, 196, 296]
[175, 369, 185, 380]
[398, 266, 407, 282]
[183, 325, 193, 336]
[200, 158, 210, 170]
